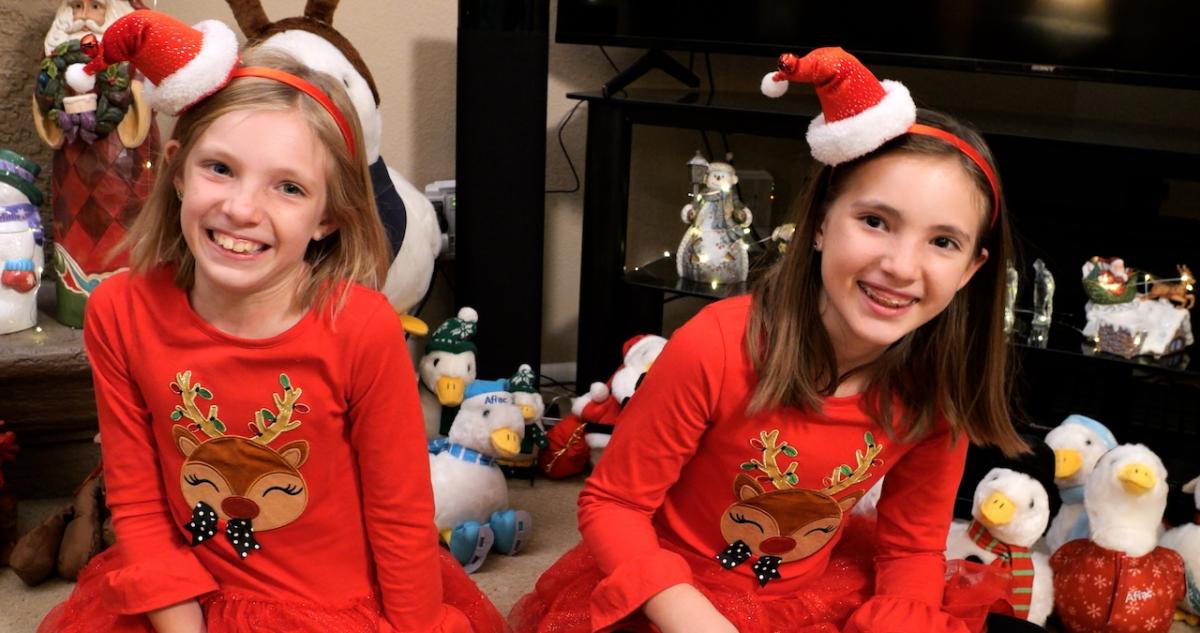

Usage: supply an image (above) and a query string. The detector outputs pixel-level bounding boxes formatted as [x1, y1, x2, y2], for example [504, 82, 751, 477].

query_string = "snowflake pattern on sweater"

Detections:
[1051, 538, 1185, 633]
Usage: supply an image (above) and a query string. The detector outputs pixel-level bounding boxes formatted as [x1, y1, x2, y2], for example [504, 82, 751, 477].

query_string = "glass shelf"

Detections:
[624, 258, 1199, 376]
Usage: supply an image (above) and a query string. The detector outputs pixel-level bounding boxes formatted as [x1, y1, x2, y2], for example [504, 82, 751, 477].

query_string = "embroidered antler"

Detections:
[742, 430, 799, 490]
[250, 374, 306, 445]
[820, 432, 883, 497]
[170, 371, 226, 438]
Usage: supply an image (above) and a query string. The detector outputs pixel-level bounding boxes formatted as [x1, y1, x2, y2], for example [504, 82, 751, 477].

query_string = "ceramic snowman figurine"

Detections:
[0, 151, 45, 334]
[676, 161, 752, 284]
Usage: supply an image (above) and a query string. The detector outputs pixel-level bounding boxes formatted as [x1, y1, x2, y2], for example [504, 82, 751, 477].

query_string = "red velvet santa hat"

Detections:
[65, 10, 238, 116]
[572, 382, 622, 426]
[760, 47, 915, 167]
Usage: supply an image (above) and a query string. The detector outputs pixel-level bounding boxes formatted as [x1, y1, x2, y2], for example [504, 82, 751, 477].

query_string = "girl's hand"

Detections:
[147, 599, 206, 633]
[643, 583, 738, 633]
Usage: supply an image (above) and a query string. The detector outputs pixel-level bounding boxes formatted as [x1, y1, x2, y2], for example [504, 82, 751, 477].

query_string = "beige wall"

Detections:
[5, 1, 1198, 366]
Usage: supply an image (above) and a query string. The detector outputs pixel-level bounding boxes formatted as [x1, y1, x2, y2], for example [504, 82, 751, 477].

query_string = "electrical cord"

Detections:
[545, 100, 583, 194]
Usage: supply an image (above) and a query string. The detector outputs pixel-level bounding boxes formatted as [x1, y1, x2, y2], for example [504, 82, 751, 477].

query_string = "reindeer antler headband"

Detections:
[226, 0, 380, 105]
[762, 48, 1000, 227]
[63, 10, 356, 157]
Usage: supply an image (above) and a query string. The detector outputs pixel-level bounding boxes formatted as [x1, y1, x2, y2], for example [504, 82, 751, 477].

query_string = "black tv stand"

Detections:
[602, 49, 700, 97]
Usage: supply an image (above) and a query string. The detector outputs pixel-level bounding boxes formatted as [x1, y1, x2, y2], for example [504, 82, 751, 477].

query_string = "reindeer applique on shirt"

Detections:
[715, 430, 883, 586]
[168, 371, 311, 560]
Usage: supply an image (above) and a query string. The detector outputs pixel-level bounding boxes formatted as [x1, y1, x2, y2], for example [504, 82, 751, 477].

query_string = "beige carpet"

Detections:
[5, 479, 1198, 633]
[0, 476, 584, 633]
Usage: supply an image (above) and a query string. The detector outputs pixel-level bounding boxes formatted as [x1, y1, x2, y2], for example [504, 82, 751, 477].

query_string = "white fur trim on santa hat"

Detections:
[142, 20, 238, 116]
[457, 306, 479, 323]
[65, 63, 96, 93]
[805, 80, 916, 166]
[623, 335, 667, 370]
[761, 72, 789, 98]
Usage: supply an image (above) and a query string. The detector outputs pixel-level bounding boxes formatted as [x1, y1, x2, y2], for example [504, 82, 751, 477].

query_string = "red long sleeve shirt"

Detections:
[85, 267, 469, 632]
[578, 295, 971, 631]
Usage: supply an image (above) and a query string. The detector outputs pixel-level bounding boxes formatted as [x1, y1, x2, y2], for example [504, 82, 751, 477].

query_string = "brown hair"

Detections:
[747, 109, 1027, 456]
[120, 46, 389, 316]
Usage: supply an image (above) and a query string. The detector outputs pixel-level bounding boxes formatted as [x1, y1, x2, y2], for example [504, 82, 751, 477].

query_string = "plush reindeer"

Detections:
[225, 0, 443, 317]
[170, 371, 310, 559]
[716, 431, 879, 586]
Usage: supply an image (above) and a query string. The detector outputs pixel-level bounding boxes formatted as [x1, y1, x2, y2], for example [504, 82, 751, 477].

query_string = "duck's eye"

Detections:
[482, 409, 490, 418]
[1085, 440, 1092, 445]
[432, 358, 439, 367]
[1029, 499, 1035, 509]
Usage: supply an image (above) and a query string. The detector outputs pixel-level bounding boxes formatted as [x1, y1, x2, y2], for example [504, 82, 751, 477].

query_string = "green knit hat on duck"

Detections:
[508, 364, 537, 394]
[426, 307, 478, 354]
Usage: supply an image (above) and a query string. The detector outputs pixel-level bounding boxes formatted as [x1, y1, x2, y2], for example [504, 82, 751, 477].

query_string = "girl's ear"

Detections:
[957, 247, 989, 291]
[164, 140, 182, 190]
[313, 218, 338, 242]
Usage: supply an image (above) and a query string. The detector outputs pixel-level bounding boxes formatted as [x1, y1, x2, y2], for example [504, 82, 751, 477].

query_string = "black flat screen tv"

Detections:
[556, 1, 1200, 88]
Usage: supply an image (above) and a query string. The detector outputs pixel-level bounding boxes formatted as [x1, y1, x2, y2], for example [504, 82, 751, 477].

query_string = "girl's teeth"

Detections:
[213, 232, 262, 253]
[862, 284, 916, 308]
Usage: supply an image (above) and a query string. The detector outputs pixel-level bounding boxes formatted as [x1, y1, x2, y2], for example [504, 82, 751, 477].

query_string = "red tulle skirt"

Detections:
[508, 516, 1010, 633]
[37, 547, 508, 633]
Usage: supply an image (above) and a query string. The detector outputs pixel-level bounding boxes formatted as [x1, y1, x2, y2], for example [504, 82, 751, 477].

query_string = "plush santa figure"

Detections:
[581, 334, 666, 465]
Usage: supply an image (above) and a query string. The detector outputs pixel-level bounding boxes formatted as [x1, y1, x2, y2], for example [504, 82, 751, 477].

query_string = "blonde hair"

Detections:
[747, 110, 1027, 456]
[121, 46, 389, 316]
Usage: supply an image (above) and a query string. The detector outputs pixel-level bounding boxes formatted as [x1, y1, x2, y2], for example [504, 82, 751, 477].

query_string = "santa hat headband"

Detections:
[762, 47, 999, 227]
[65, 10, 355, 157]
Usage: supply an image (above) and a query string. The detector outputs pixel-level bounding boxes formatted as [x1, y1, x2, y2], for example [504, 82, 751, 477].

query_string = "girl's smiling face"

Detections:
[815, 152, 989, 366]
[171, 108, 335, 307]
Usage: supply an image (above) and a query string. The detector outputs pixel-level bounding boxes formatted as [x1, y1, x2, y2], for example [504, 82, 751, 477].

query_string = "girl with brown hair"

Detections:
[511, 48, 1035, 633]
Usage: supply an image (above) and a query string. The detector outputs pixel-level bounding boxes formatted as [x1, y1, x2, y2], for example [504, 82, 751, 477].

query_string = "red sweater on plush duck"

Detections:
[1051, 444, 1184, 632]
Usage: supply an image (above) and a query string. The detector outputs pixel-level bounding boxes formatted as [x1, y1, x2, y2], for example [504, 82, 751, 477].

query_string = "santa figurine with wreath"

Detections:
[34, 0, 159, 327]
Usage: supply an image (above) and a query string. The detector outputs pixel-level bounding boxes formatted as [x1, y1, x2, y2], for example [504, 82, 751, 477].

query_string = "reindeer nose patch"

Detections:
[758, 536, 796, 555]
[222, 496, 260, 520]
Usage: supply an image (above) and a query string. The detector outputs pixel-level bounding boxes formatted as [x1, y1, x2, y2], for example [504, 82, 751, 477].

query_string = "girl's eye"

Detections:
[861, 215, 884, 229]
[206, 162, 231, 176]
[932, 236, 960, 250]
[281, 183, 305, 196]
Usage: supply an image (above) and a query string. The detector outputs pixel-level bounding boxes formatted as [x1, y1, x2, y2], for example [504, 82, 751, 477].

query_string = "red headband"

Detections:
[907, 124, 1000, 227]
[230, 66, 356, 159]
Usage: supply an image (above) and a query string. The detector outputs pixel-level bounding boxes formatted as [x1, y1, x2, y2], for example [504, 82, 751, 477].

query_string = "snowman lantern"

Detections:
[676, 157, 753, 285]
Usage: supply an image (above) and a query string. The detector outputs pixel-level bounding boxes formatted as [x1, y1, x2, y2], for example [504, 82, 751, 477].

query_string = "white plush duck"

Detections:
[945, 467, 1054, 625]
[1085, 444, 1169, 557]
[419, 308, 478, 439]
[428, 379, 530, 572]
[1158, 476, 1200, 625]
[227, 0, 443, 315]
[1044, 414, 1118, 553]
[1050, 444, 1185, 633]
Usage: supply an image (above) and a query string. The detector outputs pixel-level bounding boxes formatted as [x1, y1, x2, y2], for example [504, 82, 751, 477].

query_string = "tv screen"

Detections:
[556, 0, 1200, 88]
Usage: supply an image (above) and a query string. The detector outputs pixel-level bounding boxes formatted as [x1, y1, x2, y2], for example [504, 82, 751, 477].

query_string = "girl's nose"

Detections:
[879, 240, 920, 282]
[223, 185, 264, 225]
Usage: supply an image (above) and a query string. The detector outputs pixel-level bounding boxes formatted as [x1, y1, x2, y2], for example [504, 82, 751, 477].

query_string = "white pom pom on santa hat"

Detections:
[456, 306, 478, 323]
[65, 63, 96, 93]
[760, 71, 789, 98]
[760, 47, 916, 166]
[588, 382, 609, 402]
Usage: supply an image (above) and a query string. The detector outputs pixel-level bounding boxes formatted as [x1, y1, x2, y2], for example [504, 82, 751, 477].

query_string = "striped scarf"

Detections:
[967, 519, 1035, 619]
